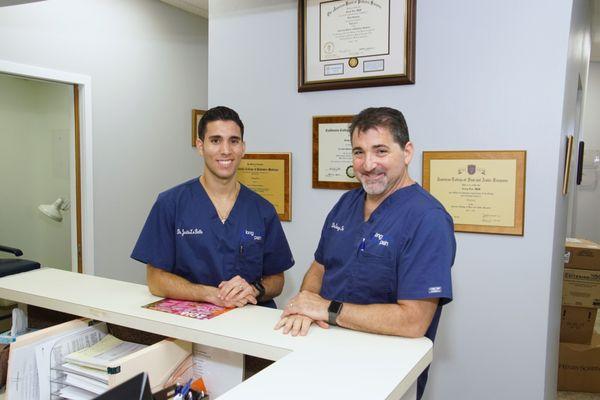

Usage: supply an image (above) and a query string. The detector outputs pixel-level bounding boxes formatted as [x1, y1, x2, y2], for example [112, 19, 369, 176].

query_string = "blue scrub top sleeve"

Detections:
[130, 194, 176, 272]
[396, 209, 455, 305]
[261, 208, 294, 276]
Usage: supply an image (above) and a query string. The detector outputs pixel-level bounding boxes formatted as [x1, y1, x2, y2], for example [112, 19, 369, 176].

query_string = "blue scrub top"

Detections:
[131, 178, 294, 308]
[314, 183, 455, 399]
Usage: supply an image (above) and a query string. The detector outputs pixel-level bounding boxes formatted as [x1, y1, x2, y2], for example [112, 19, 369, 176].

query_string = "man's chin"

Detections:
[361, 183, 386, 196]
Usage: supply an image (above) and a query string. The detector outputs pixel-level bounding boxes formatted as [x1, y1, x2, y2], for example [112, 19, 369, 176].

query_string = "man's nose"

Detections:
[220, 141, 231, 154]
[363, 152, 377, 171]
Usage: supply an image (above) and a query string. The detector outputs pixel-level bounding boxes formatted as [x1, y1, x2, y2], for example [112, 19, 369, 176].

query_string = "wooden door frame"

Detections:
[0, 59, 95, 274]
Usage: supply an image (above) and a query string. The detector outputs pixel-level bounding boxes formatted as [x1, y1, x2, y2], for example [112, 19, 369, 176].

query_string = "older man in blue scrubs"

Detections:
[276, 107, 455, 399]
[132, 106, 294, 308]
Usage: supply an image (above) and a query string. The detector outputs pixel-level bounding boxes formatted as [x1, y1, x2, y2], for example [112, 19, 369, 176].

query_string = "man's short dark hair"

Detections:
[349, 107, 409, 148]
[197, 106, 245, 141]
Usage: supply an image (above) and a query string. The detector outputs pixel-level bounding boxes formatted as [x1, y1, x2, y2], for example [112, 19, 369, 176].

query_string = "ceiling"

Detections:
[159, 0, 208, 18]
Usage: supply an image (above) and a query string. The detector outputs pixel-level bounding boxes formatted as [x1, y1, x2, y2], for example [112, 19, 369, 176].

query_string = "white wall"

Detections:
[209, 1, 583, 399]
[0, 0, 209, 281]
[0, 73, 72, 270]
[574, 61, 600, 243]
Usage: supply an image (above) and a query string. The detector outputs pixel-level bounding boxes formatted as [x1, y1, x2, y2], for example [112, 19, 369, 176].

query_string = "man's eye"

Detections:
[211, 138, 220, 144]
[352, 150, 363, 156]
[377, 149, 388, 155]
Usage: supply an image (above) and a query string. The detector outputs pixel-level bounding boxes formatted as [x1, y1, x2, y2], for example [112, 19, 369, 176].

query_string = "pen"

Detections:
[181, 378, 193, 398]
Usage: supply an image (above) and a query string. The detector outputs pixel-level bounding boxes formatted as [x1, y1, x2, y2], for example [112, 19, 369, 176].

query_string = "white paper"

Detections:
[10, 307, 27, 336]
[65, 334, 146, 370]
[566, 237, 582, 243]
[64, 372, 107, 395]
[44, 323, 108, 398]
[193, 343, 243, 398]
[7, 344, 40, 400]
[57, 385, 97, 400]
[60, 362, 109, 383]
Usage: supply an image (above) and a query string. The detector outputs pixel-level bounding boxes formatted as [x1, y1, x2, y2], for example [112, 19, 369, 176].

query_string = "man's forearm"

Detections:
[300, 261, 324, 293]
[335, 299, 439, 338]
[146, 264, 218, 303]
[259, 272, 284, 301]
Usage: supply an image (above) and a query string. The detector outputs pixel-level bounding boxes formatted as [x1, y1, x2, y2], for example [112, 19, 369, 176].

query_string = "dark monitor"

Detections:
[93, 372, 153, 400]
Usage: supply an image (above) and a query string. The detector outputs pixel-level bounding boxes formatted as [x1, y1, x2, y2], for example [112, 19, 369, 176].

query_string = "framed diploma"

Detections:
[422, 151, 526, 236]
[237, 153, 292, 221]
[298, 0, 416, 92]
[562, 135, 574, 195]
[191, 109, 205, 147]
[313, 115, 361, 190]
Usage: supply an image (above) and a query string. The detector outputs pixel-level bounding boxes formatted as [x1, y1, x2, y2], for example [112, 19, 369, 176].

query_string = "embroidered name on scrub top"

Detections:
[176, 228, 204, 237]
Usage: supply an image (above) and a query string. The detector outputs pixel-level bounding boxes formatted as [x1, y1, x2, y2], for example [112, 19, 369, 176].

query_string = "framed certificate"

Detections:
[298, 0, 416, 92]
[191, 109, 205, 147]
[562, 135, 574, 195]
[313, 115, 361, 190]
[422, 151, 526, 236]
[237, 153, 292, 221]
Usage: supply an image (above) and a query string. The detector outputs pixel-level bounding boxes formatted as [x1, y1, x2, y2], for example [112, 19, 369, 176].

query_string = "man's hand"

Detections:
[281, 290, 330, 322]
[217, 275, 257, 308]
[274, 314, 329, 336]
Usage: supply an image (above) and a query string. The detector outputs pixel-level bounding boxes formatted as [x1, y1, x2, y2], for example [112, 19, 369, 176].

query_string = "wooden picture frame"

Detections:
[422, 150, 526, 236]
[298, 0, 416, 92]
[191, 109, 206, 147]
[237, 153, 292, 221]
[562, 135, 574, 195]
[312, 115, 360, 190]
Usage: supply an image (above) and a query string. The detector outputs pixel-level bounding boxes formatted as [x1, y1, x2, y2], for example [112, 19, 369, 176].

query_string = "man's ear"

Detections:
[196, 138, 204, 157]
[403, 141, 414, 165]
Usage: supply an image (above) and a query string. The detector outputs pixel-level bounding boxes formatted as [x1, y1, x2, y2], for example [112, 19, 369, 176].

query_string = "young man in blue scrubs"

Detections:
[275, 107, 455, 399]
[132, 106, 294, 308]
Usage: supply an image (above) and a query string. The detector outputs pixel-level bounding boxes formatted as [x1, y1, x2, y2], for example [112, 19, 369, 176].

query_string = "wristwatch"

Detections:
[251, 280, 266, 302]
[328, 300, 344, 326]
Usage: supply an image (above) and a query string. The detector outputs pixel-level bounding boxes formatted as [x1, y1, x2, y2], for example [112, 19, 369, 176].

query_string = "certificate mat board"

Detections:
[422, 150, 526, 235]
[236, 153, 291, 221]
[298, 0, 416, 91]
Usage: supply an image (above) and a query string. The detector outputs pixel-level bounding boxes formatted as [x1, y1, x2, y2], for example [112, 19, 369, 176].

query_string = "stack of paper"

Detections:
[6, 320, 108, 400]
[54, 334, 147, 399]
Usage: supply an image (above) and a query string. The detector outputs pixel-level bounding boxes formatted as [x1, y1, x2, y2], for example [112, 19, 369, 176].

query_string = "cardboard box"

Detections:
[560, 306, 597, 344]
[565, 238, 600, 271]
[562, 268, 600, 308]
[558, 333, 600, 393]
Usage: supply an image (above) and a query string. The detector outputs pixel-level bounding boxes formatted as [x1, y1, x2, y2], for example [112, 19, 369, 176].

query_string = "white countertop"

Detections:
[0, 268, 432, 399]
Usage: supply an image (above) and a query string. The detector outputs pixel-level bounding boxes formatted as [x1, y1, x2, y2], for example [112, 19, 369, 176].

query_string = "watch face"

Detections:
[328, 301, 342, 314]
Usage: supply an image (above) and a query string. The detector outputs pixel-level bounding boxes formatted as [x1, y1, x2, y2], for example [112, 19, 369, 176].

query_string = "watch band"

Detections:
[328, 300, 344, 326]
[251, 280, 266, 302]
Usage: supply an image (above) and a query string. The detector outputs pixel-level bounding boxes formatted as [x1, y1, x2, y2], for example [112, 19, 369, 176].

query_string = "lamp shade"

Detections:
[38, 198, 70, 222]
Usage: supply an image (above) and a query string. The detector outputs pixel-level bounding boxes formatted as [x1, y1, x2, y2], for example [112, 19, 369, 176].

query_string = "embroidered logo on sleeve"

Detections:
[428, 286, 442, 294]
[176, 228, 203, 237]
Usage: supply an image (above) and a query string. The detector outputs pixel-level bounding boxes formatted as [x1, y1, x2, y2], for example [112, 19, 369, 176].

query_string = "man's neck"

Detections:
[364, 174, 414, 221]
[200, 172, 238, 198]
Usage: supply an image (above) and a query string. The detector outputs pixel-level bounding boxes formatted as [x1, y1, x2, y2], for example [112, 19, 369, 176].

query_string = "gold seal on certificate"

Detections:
[299, 0, 416, 91]
[423, 151, 526, 236]
[312, 115, 360, 190]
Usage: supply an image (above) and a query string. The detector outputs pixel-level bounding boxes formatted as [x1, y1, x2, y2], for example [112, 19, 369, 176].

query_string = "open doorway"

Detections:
[0, 73, 81, 272]
[0, 60, 94, 276]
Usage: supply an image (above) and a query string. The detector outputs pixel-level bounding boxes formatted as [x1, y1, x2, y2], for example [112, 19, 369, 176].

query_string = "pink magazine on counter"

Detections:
[144, 298, 232, 320]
